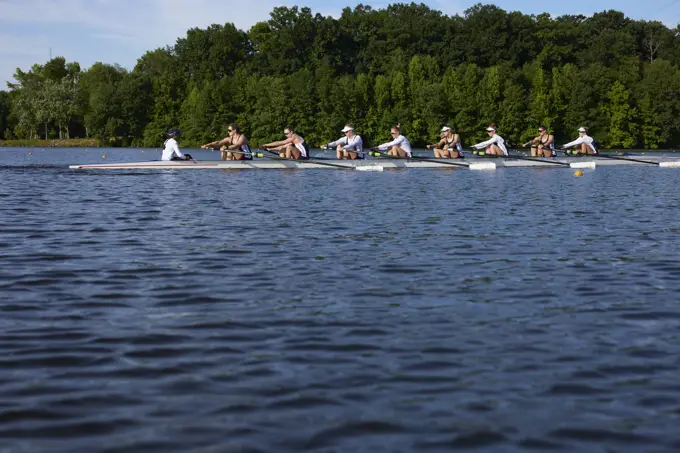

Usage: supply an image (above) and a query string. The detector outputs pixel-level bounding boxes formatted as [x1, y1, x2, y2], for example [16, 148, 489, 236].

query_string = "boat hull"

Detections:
[69, 156, 679, 170]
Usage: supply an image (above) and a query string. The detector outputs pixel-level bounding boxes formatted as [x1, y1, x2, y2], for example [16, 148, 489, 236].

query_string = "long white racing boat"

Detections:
[69, 156, 680, 171]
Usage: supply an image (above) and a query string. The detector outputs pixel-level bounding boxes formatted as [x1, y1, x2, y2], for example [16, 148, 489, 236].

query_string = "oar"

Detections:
[255, 148, 382, 171]
[205, 146, 265, 158]
[319, 145, 364, 159]
[258, 147, 286, 157]
[589, 152, 680, 167]
[412, 151, 497, 171]
[505, 150, 571, 167]
[469, 148, 595, 169]
[506, 150, 595, 169]
[369, 149, 468, 168]
[368, 149, 495, 171]
[209, 145, 322, 161]
[208, 146, 380, 170]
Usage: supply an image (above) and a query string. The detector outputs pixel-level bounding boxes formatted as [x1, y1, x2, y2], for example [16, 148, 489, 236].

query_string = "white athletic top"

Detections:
[161, 138, 185, 161]
[563, 135, 597, 153]
[378, 135, 412, 157]
[328, 135, 364, 154]
[472, 134, 508, 156]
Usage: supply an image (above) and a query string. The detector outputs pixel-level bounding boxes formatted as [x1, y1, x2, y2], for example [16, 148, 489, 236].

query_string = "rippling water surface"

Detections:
[2, 148, 680, 452]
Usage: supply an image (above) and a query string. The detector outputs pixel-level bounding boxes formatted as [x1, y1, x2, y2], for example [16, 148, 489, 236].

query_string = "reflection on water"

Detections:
[1, 148, 680, 452]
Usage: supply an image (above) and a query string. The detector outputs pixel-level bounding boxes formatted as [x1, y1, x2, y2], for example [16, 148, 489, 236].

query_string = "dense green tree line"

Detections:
[2, 3, 680, 148]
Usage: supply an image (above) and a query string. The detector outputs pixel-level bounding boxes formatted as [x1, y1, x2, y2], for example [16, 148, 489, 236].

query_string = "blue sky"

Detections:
[1, 0, 679, 88]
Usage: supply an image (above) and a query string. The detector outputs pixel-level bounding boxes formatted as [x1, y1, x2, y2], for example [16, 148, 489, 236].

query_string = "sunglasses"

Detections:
[284, 131, 292, 136]
[228, 129, 233, 132]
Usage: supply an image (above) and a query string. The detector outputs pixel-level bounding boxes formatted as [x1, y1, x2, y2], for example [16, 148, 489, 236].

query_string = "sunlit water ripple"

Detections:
[1, 148, 680, 452]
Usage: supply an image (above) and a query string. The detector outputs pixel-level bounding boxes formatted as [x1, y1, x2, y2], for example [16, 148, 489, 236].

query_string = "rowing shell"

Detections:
[69, 156, 680, 170]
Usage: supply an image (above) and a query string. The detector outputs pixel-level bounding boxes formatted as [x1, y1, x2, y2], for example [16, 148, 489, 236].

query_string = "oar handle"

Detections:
[256, 148, 283, 157]
[464, 148, 487, 156]
[213, 148, 263, 158]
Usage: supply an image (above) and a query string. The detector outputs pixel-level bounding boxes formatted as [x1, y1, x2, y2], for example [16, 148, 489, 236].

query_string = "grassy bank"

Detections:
[0, 138, 102, 148]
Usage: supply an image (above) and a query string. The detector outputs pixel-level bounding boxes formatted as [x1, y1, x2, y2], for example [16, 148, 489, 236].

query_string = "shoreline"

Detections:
[0, 139, 103, 148]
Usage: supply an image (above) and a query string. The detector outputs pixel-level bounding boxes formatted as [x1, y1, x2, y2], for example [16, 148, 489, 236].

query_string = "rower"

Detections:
[427, 126, 462, 158]
[201, 123, 252, 161]
[522, 126, 555, 157]
[470, 124, 508, 156]
[323, 125, 364, 160]
[560, 127, 598, 155]
[161, 128, 193, 161]
[376, 125, 412, 158]
[262, 126, 310, 160]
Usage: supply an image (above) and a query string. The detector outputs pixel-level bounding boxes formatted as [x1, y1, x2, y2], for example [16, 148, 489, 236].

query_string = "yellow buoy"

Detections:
[574, 170, 583, 177]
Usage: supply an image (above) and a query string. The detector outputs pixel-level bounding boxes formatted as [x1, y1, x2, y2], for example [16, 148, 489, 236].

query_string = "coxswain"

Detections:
[161, 128, 193, 161]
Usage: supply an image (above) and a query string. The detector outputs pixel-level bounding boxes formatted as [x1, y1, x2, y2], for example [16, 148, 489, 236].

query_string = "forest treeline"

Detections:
[1, 3, 680, 148]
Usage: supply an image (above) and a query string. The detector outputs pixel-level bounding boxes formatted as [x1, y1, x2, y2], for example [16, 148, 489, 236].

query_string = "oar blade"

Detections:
[570, 162, 596, 169]
[469, 162, 497, 171]
[659, 161, 680, 168]
[356, 166, 384, 172]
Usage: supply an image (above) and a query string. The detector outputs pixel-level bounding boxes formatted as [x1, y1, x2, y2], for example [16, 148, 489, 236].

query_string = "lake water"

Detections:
[2, 147, 680, 452]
